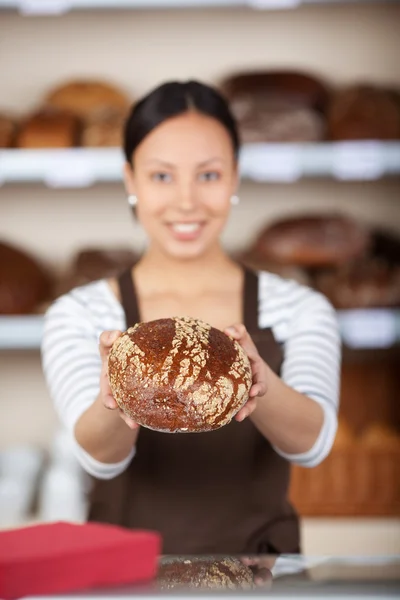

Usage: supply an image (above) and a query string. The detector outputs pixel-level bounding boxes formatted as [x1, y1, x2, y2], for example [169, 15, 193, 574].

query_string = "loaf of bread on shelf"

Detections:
[314, 258, 400, 309]
[328, 85, 400, 140]
[0, 241, 52, 314]
[16, 110, 80, 148]
[55, 248, 139, 296]
[360, 423, 400, 448]
[108, 317, 252, 433]
[220, 70, 330, 142]
[81, 110, 126, 147]
[251, 215, 370, 268]
[0, 114, 17, 148]
[45, 80, 130, 120]
[157, 556, 254, 590]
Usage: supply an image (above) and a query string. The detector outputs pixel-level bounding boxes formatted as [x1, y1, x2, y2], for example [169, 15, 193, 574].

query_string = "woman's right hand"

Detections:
[99, 330, 139, 430]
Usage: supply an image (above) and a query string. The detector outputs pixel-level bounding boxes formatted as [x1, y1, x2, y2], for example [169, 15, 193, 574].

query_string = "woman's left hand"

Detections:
[224, 324, 268, 423]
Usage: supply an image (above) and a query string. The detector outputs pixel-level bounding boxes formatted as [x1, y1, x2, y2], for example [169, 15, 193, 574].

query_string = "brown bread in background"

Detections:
[250, 215, 370, 268]
[16, 110, 80, 148]
[45, 80, 130, 120]
[0, 241, 52, 314]
[0, 114, 17, 148]
[328, 85, 400, 140]
[220, 70, 330, 142]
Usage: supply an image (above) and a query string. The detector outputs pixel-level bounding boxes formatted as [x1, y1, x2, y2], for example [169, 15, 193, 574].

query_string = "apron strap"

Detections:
[118, 268, 140, 327]
[243, 268, 259, 333]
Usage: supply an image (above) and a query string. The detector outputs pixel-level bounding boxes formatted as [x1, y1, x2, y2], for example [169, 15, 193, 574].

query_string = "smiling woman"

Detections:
[41, 80, 341, 558]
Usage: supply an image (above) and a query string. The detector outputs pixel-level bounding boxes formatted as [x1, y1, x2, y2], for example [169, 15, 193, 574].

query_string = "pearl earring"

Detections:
[128, 195, 137, 207]
[230, 195, 240, 206]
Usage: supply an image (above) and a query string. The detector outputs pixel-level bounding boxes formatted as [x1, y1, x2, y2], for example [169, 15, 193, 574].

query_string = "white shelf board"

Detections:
[1, 142, 400, 186]
[0, 0, 394, 14]
[1, 309, 399, 350]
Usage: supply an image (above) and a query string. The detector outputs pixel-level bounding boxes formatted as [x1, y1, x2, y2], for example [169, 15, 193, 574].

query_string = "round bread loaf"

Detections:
[16, 110, 79, 148]
[0, 241, 52, 314]
[108, 317, 252, 433]
[45, 80, 130, 120]
[253, 215, 370, 268]
[157, 556, 254, 590]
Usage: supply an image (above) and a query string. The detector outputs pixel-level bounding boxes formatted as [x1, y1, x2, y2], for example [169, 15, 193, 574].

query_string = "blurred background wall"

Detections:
[0, 1, 399, 554]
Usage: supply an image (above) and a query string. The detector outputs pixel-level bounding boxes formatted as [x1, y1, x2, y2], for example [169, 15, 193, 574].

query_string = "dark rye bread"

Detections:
[157, 556, 254, 590]
[253, 215, 370, 268]
[108, 317, 252, 433]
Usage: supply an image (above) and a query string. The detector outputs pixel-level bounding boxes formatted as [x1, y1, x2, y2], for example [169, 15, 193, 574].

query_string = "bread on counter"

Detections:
[16, 110, 80, 148]
[108, 317, 252, 433]
[0, 114, 17, 148]
[0, 241, 52, 314]
[45, 79, 130, 120]
[250, 215, 370, 268]
[328, 85, 400, 140]
[157, 556, 254, 590]
[220, 70, 330, 143]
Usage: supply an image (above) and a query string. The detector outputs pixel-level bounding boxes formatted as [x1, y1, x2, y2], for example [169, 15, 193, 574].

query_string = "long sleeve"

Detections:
[258, 272, 341, 467]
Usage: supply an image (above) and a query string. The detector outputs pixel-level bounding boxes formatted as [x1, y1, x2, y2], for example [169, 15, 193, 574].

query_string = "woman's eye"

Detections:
[198, 171, 220, 182]
[151, 172, 172, 183]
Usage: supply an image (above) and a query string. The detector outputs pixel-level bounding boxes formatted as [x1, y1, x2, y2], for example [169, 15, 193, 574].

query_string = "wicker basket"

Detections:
[290, 443, 400, 517]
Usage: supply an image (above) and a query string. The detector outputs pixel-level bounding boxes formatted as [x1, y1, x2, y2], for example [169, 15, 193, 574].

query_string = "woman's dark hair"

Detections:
[123, 80, 240, 164]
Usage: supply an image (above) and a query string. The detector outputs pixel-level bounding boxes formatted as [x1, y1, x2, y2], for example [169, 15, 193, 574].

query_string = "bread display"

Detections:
[329, 85, 400, 140]
[157, 556, 254, 590]
[45, 80, 130, 120]
[221, 70, 330, 142]
[108, 317, 252, 433]
[251, 215, 370, 268]
[0, 114, 16, 148]
[16, 110, 80, 148]
[314, 258, 400, 309]
[0, 241, 52, 314]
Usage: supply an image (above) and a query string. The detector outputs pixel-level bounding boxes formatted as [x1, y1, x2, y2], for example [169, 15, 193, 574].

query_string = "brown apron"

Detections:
[88, 268, 300, 555]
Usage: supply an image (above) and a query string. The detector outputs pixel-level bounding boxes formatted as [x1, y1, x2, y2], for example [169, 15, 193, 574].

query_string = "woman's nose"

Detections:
[175, 183, 197, 213]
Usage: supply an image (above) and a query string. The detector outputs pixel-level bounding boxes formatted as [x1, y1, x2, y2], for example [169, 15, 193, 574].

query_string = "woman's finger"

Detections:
[225, 325, 259, 362]
[235, 398, 257, 422]
[99, 330, 122, 361]
[119, 410, 139, 430]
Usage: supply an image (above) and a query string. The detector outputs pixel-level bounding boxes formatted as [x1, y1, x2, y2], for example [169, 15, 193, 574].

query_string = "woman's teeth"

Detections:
[171, 223, 201, 234]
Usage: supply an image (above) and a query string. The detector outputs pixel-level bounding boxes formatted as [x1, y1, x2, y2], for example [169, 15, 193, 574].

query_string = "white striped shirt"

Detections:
[41, 272, 341, 480]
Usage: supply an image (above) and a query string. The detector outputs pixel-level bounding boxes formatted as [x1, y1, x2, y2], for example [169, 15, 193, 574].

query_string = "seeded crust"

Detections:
[157, 556, 254, 590]
[108, 316, 252, 433]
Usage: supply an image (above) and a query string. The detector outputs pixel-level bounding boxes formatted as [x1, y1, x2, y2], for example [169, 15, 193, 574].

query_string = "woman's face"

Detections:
[124, 111, 238, 260]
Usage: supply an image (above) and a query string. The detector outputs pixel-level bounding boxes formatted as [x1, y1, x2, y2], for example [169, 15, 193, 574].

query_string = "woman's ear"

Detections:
[123, 162, 136, 195]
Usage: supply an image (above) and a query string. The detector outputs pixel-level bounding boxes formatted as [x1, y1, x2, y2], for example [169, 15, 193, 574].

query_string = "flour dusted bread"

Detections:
[157, 556, 254, 590]
[108, 317, 252, 433]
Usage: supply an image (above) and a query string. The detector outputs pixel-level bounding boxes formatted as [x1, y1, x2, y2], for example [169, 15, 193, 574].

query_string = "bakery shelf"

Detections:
[0, 0, 395, 15]
[1, 142, 400, 186]
[1, 309, 399, 350]
[0, 316, 44, 350]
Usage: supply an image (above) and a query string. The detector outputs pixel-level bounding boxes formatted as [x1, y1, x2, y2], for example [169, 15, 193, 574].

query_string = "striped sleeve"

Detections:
[41, 288, 134, 479]
[259, 273, 341, 468]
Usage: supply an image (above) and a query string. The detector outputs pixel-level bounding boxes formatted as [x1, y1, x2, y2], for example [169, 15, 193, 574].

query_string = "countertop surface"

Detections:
[20, 555, 400, 600]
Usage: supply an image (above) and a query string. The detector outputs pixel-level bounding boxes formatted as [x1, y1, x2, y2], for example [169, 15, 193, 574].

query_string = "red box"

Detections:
[0, 521, 161, 599]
